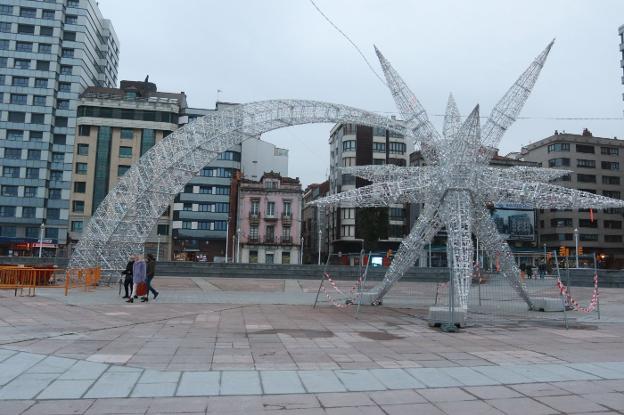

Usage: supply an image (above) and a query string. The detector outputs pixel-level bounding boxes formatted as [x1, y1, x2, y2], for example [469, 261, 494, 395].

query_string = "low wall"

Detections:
[1, 257, 622, 287]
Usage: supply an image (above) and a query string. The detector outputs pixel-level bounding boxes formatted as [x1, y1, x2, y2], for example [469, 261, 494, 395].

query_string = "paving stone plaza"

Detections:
[1, 277, 624, 414]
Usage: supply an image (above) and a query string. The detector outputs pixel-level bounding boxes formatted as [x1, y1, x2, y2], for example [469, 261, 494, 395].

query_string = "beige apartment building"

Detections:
[521, 129, 624, 267]
[68, 80, 186, 259]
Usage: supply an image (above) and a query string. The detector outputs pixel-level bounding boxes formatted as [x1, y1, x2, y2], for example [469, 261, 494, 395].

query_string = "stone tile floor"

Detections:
[0, 277, 623, 413]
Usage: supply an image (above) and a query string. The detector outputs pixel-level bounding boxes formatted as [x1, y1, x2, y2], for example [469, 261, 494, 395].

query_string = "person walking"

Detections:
[121, 255, 135, 298]
[144, 253, 159, 302]
[538, 260, 547, 279]
[127, 254, 146, 303]
[526, 263, 533, 280]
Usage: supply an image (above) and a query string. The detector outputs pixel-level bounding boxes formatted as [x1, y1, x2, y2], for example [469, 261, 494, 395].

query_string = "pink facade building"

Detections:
[237, 172, 302, 264]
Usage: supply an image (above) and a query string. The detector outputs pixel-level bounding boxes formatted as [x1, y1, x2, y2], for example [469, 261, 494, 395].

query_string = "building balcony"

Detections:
[281, 236, 292, 244]
[249, 212, 261, 224]
[248, 236, 259, 243]
[264, 236, 278, 244]
[264, 214, 278, 221]
[282, 213, 292, 224]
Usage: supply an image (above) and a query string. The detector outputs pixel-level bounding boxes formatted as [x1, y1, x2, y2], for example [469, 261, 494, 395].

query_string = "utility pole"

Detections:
[574, 228, 579, 268]
[225, 218, 229, 263]
[38, 222, 45, 258]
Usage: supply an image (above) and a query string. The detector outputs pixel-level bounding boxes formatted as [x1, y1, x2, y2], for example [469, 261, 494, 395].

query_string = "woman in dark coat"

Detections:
[126, 254, 146, 303]
[121, 255, 135, 298]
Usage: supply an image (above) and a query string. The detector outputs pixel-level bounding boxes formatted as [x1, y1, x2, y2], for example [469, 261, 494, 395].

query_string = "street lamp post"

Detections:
[236, 228, 241, 263]
[574, 228, 579, 268]
[317, 229, 322, 265]
[156, 235, 161, 261]
[225, 218, 229, 263]
[232, 234, 237, 263]
[300, 236, 304, 264]
[38, 222, 45, 258]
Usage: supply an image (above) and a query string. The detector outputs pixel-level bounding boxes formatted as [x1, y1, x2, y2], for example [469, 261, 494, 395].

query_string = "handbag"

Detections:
[136, 281, 148, 297]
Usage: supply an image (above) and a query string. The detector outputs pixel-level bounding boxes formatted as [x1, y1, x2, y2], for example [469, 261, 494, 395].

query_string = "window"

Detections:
[68, 0, 79, 7]
[29, 131, 42, 141]
[31, 113, 45, 124]
[53, 134, 66, 145]
[577, 159, 595, 168]
[51, 152, 64, 163]
[25, 168, 39, 179]
[57, 99, 69, 109]
[548, 158, 570, 167]
[576, 144, 594, 154]
[181, 221, 192, 229]
[47, 208, 60, 220]
[601, 146, 619, 156]
[0, 57, 6, 68]
[72, 201, 84, 213]
[601, 161, 620, 171]
[4, 148, 21, 159]
[389, 142, 406, 154]
[77, 144, 88, 156]
[6, 130, 23, 141]
[24, 227, 38, 238]
[120, 128, 133, 139]
[604, 220, 622, 229]
[8, 112, 25, 123]
[17, 24, 34, 34]
[0, 22, 11, 32]
[548, 143, 570, 153]
[27, 149, 40, 160]
[78, 125, 91, 136]
[0, 5, 12, 15]
[15, 41, 32, 52]
[265, 253, 274, 264]
[59, 82, 71, 92]
[33, 95, 46, 106]
[14, 59, 30, 69]
[41, 9, 55, 19]
[65, 14, 78, 24]
[266, 225, 275, 241]
[0, 39, 7, 50]
[1, 226, 16, 237]
[50, 170, 63, 181]
[45, 227, 58, 239]
[603, 190, 621, 199]
[249, 250, 258, 263]
[62, 31, 76, 41]
[605, 234, 623, 243]
[23, 187, 36, 197]
[119, 146, 133, 158]
[157, 224, 169, 235]
[283, 201, 292, 217]
[34, 78, 48, 88]
[61, 48, 74, 58]
[2, 167, 19, 178]
[38, 43, 51, 53]
[22, 207, 35, 218]
[373, 142, 386, 152]
[71, 221, 83, 232]
[0, 206, 15, 217]
[249, 226, 259, 241]
[75, 163, 88, 174]
[36, 60, 50, 71]
[281, 226, 291, 242]
[60, 65, 72, 75]
[389, 207, 404, 220]
[550, 218, 572, 227]
[267, 201, 275, 217]
[117, 165, 130, 176]
[1, 185, 17, 197]
[342, 140, 356, 151]
[19, 7, 36, 18]
[12, 76, 28, 87]
[55, 117, 68, 127]
[579, 233, 598, 242]
[282, 252, 291, 264]
[9, 94, 27, 105]
[73, 182, 86, 193]
[39, 26, 53, 36]
[216, 150, 241, 161]
[579, 219, 597, 228]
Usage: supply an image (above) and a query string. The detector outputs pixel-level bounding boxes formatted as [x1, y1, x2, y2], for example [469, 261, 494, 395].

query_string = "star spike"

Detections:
[443, 93, 462, 140]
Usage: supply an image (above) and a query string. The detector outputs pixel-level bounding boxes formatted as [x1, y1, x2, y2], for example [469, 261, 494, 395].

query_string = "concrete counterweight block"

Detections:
[428, 306, 466, 328]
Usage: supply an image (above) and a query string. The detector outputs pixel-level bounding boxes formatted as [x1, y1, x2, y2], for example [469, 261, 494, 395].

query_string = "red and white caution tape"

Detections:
[556, 273, 599, 313]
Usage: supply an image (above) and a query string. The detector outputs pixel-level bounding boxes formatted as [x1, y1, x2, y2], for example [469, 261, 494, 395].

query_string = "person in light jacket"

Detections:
[126, 254, 146, 303]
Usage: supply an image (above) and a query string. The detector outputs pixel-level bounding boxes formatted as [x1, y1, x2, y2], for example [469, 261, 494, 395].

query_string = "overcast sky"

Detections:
[98, 0, 624, 187]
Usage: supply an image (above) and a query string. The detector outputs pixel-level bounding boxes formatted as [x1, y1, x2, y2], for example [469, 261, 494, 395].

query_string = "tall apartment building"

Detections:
[0, 0, 118, 256]
[521, 129, 624, 267]
[619, 24, 624, 101]
[69, 80, 186, 260]
[302, 180, 329, 264]
[241, 138, 288, 180]
[327, 123, 409, 259]
[237, 172, 302, 264]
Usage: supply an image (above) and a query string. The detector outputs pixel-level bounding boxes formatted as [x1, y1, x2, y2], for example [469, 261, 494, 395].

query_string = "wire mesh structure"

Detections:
[311, 40, 624, 309]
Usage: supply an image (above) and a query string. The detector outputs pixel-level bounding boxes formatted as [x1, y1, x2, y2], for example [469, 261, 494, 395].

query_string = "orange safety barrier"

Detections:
[63, 267, 101, 296]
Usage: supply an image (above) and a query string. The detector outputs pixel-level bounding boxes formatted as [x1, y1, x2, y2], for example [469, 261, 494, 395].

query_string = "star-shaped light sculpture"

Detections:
[312, 41, 624, 309]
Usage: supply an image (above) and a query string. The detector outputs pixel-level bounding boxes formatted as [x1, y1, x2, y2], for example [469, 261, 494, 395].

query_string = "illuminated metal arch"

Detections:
[69, 100, 408, 271]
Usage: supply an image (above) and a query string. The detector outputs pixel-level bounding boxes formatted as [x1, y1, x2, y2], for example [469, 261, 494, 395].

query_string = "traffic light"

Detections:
[578, 245, 583, 256]
[559, 246, 566, 257]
